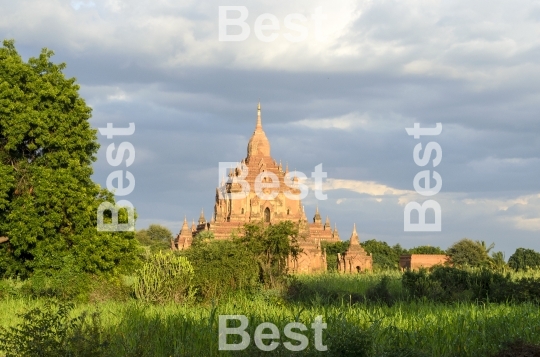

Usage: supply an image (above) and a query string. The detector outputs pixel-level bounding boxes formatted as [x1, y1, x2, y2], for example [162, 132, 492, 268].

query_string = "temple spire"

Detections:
[256, 101, 262, 129]
[198, 208, 206, 224]
[333, 223, 340, 240]
[349, 223, 360, 245]
[247, 101, 271, 158]
[313, 205, 321, 223]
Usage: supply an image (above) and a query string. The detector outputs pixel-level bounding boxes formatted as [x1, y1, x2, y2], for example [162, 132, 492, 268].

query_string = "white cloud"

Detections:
[3, 0, 540, 81]
[292, 111, 415, 131]
[461, 194, 540, 231]
[323, 178, 411, 196]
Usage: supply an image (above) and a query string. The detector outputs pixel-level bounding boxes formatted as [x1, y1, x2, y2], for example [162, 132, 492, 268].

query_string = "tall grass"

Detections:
[1, 271, 540, 356]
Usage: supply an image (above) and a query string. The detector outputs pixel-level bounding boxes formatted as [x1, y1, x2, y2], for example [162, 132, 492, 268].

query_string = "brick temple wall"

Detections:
[399, 254, 448, 270]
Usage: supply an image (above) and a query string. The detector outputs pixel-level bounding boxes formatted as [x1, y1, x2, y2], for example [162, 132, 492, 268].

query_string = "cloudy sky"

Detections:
[2, 0, 540, 256]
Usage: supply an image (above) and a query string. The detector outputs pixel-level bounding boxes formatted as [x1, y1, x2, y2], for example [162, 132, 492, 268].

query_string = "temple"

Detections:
[173, 102, 373, 273]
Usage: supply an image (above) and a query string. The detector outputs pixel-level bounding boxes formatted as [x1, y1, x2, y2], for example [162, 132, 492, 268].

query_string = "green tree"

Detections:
[508, 248, 540, 271]
[182, 239, 259, 300]
[476, 240, 495, 256]
[446, 238, 489, 268]
[192, 230, 214, 246]
[0, 40, 139, 278]
[408, 245, 446, 255]
[135, 226, 171, 254]
[360, 239, 401, 270]
[235, 221, 301, 288]
[491, 251, 507, 271]
[321, 240, 349, 271]
[145, 224, 173, 242]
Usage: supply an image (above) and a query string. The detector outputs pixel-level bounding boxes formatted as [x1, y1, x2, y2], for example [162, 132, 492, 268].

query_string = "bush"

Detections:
[133, 251, 196, 304]
[21, 259, 92, 301]
[0, 278, 23, 299]
[182, 239, 260, 300]
[402, 266, 540, 304]
[87, 275, 132, 303]
[402, 268, 445, 301]
[325, 317, 373, 357]
[365, 276, 395, 305]
[0, 300, 106, 357]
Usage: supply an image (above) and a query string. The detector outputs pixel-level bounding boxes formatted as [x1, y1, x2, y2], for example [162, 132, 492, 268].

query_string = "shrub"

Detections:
[0, 300, 106, 357]
[0, 278, 23, 299]
[182, 239, 260, 300]
[87, 275, 132, 303]
[325, 318, 373, 357]
[402, 266, 540, 304]
[402, 268, 445, 301]
[133, 251, 196, 304]
[21, 259, 92, 301]
[365, 276, 395, 305]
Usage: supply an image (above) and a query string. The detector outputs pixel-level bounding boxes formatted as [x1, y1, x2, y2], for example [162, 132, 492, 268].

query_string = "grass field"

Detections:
[1, 272, 540, 356]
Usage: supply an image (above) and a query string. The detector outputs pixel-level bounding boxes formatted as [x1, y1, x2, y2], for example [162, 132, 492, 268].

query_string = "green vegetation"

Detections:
[0, 40, 139, 279]
[3, 39, 540, 356]
[135, 224, 172, 253]
[360, 240, 406, 270]
[234, 220, 301, 288]
[182, 239, 259, 300]
[2, 271, 540, 356]
[446, 238, 491, 267]
[133, 251, 196, 304]
[508, 247, 540, 271]
[408, 245, 446, 254]
[323, 239, 448, 271]
[191, 230, 215, 246]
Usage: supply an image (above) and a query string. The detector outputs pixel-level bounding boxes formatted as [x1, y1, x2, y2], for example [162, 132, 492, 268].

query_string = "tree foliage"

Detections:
[360, 239, 404, 270]
[0, 40, 139, 278]
[491, 251, 507, 271]
[182, 239, 259, 300]
[191, 230, 214, 246]
[135, 224, 172, 253]
[446, 238, 491, 268]
[235, 220, 301, 288]
[321, 240, 349, 271]
[144, 224, 173, 242]
[133, 251, 196, 304]
[408, 245, 446, 255]
[508, 248, 540, 271]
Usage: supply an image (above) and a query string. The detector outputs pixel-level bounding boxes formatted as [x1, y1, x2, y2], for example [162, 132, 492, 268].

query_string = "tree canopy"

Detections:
[446, 238, 491, 268]
[234, 220, 301, 287]
[508, 248, 540, 271]
[408, 245, 446, 255]
[0, 40, 139, 278]
[360, 239, 406, 270]
[135, 224, 172, 253]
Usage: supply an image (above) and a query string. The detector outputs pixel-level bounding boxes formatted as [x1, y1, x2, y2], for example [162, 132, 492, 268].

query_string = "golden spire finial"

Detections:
[256, 100, 262, 129]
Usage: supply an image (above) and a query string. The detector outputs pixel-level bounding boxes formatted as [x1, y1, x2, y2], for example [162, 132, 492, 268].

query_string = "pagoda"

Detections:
[174, 102, 372, 273]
